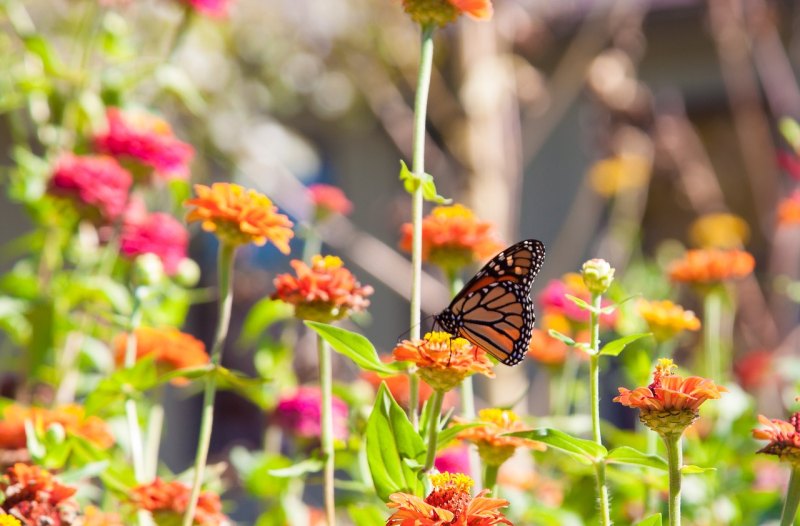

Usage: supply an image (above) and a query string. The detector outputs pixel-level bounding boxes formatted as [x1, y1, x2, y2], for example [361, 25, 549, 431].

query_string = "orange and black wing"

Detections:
[458, 239, 545, 297]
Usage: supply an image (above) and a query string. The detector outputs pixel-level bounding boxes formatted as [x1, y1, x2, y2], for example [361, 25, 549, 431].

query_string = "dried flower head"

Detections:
[399, 204, 503, 274]
[114, 327, 209, 385]
[273, 386, 349, 442]
[0, 404, 114, 451]
[48, 154, 132, 221]
[778, 191, 800, 227]
[754, 413, 800, 466]
[614, 359, 726, 437]
[400, 0, 492, 27]
[272, 255, 373, 322]
[588, 154, 650, 197]
[121, 212, 189, 275]
[131, 478, 231, 526]
[454, 408, 544, 466]
[392, 332, 495, 392]
[668, 249, 755, 285]
[637, 299, 700, 342]
[185, 183, 294, 250]
[308, 183, 352, 220]
[688, 213, 750, 249]
[1, 463, 80, 525]
[386, 473, 511, 526]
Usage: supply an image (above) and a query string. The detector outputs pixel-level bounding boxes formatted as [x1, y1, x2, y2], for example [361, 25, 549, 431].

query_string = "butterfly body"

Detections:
[434, 239, 545, 366]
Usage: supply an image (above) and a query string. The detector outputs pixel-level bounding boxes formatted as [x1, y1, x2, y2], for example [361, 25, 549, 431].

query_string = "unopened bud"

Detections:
[174, 258, 201, 287]
[133, 253, 165, 286]
[581, 258, 615, 295]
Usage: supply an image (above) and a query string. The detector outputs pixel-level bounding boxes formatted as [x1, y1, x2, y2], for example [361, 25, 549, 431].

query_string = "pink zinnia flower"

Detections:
[182, 0, 229, 17]
[49, 154, 132, 221]
[435, 444, 471, 475]
[120, 212, 189, 275]
[95, 108, 194, 180]
[308, 183, 353, 219]
[538, 275, 617, 327]
[778, 151, 800, 181]
[274, 387, 348, 441]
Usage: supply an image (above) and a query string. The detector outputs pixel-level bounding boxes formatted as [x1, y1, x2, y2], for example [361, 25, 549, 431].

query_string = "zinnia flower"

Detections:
[0, 516, 21, 526]
[614, 359, 726, 436]
[48, 154, 132, 221]
[392, 332, 495, 393]
[778, 150, 800, 180]
[538, 273, 617, 327]
[114, 327, 209, 385]
[399, 204, 503, 274]
[734, 350, 773, 392]
[0, 404, 114, 451]
[453, 408, 545, 466]
[688, 213, 750, 249]
[308, 183, 352, 220]
[273, 386, 349, 442]
[130, 478, 231, 526]
[753, 413, 800, 466]
[272, 255, 373, 323]
[185, 183, 294, 250]
[181, 0, 228, 17]
[588, 154, 650, 197]
[527, 329, 571, 366]
[667, 249, 755, 284]
[120, 211, 189, 275]
[1, 463, 81, 525]
[95, 108, 194, 180]
[83, 505, 123, 526]
[386, 473, 511, 525]
[778, 191, 800, 227]
[435, 445, 471, 475]
[637, 299, 700, 342]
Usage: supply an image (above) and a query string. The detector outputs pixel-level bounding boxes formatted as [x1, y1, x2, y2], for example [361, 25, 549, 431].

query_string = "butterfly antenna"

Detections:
[394, 314, 436, 343]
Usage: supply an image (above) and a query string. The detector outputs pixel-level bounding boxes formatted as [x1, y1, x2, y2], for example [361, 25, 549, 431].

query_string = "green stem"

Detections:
[407, 23, 435, 428]
[144, 386, 165, 481]
[302, 224, 322, 264]
[124, 290, 145, 483]
[664, 434, 683, 526]
[483, 464, 499, 495]
[703, 288, 723, 382]
[781, 465, 800, 526]
[553, 351, 580, 417]
[646, 427, 659, 514]
[423, 390, 446, 472]
[182, 243, 236, 526]
[589, 292, 611, 525]
[318, 335, 335, 526]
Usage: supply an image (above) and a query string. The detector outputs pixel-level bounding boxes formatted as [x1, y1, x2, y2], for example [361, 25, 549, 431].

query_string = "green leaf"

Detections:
[349, 505, 386, 526]
[268, 458, 324, 478]
[436, 423, 481, 450]
[23, 35, 65, 75]
[547, 329, 576, 347]
[59, 461, 109, 484]
[780, 117, 800, 150]
[306, 321, 405, 376]
[681, 464, 716, 474]
[606, 446, 667, 470]
[636, 514, 662, 526]
[506, 428, 607, 465]
[241, 298, 294, 345]
[565, 294, 594, 312]
[599, 294, 640, 314]
[599, 333, 651, 356]
[398, 160, 450, 204]
[366, 384, 426, 501]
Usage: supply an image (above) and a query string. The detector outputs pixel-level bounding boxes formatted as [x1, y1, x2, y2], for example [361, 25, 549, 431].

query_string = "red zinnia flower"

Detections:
[130, 478, 230, 526]
[753, 413, 800, 465]
[49, 154, 132, 221]
[400, 0, 492, 26]
[0, 404, 114, 451]
[114, 327, 209, 385]
[120, 212, 188, 275]
[273, 386, 349, 442]
[1, 463, 81, 525]
[308, 183, 352, 219]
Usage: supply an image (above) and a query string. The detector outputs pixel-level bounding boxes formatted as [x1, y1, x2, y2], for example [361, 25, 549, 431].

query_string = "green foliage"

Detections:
[306, 321, 407, 376]
[398, 160, 451, 204]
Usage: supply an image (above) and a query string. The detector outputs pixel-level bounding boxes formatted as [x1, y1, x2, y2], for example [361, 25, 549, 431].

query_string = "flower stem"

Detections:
[123, 289, 145, 483]
[663, 433, 683, 526]
[407, 23, 435, 429]
[145, 386, 165, 481]
[589, 292, 611, 526]
[781, 465, 800, 526]
[318, 335, 336, 526]
[182, 243, 236, 526]
[483, 463, 499, 495]
[423, 389, 446, 472]
[703, 287, 724, 382]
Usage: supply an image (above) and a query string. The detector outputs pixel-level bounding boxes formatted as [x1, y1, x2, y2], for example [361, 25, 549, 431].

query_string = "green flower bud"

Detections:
[133, 253, 165, 286]
[174, 257, 201, 288]
[45, 422, 66, 444]
[581, 258, 615, 295]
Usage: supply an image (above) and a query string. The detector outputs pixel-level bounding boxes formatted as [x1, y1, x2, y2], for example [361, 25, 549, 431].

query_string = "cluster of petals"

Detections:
[120, 210, 188, 275]
[0, 515, 20, 526]
[435, 445, 471, 475]
[308, 183, 353, 218]
[538, 273, 616, 327]
[83, 505, 123, 526]
[0, 404, 114, 450]
[637, 299, 700, 341]
[400, 0, 492, 27]
[114, 327, 209, 385]
[614, 359, 726, 413]
[182, 0, 229, 17]
[399, 204, 503, 272]
[185, 183, 294, 250]
[95, 108, 194, 180]
[668, 248, 755, 284]
[778, 191, 800, 227]
[49, 154, 132, 221]
[688, 213, 750, 249]
[753, 413, 800, 464]
[1, 463, 81, 525]
[387, 473, 510, 526]
[526, 313, 588, 366]
[454, 409, 544, 466]
[273, 386, 349, 442]
[392, 332, 495, 392]
[130, 478, 230, 526]
[272, 255, 373, 322]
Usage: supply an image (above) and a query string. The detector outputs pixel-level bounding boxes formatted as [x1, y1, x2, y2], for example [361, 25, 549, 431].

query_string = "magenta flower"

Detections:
[434, 444, 471, 475]
[182, 0, 229, 17]
[274, 387, 348, 441]
[538, 277, 617, 327]
[49, 154, 132, 221]
[95, 108, 194, 181]
[120, 211, 189, 275]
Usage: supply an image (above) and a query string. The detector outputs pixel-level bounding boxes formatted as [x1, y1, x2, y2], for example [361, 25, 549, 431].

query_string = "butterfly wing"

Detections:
[457, 239, 545, 297]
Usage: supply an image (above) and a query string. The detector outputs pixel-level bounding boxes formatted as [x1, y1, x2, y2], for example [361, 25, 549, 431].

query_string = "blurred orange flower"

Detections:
[588, 154, 650, 197]
[1, 463, 80, 525]
[399, 204, 503, 273]
[688, 213, 750, 249]
[185, 183, 294, 250]
[308, 183, 352, 219]
[754, 413, 800, 465]
[272, 255, 373, 322]
[0, 404, 114, 450]
[637, 299, 700, 342]
[400, 0, 492, 27]
[668, 249, 755, 284]
[393, 332, 494, 392]
[386, 473, 510, 526]
[131, 478, 230, 526]
[778, 191, 800, 227]
[83, 505, 123, 526]
[734, 350, 774, 392]
[454, 408, 544, 466]
[115, 327, 209, 386]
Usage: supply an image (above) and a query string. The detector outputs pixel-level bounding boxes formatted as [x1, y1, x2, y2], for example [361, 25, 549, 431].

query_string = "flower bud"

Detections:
[132, 253, 165, 286]
[581, 258, 615, 295]
[45, 422, 66, 444]
[174, 257, 201, 288]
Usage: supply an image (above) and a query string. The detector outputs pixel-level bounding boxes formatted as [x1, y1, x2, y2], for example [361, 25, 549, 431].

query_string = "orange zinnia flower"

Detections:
[453, 408, 544, 466]
[688, 213, 750, 249]
[614, 359, 726, 436]
[753, 413, 800, 465]
[1, 463, 80, 525]
[308, 183, 352, 219]
[114, 327, 209, 386]
[667, 248, 755, 284]
[386, 473, 511, 526]
[778, 191, 800, 227]
[399, 204, 503, 274]
[393, 332, 495, 392]
[400, 0, 492, 27]
[0, 404, 114, 450]
[131, 478, 231, 526]
[185, 183, 294, 250]
[83, 505, 123, 526]
[637, 299, 701, 342]
[272, 255, 373, 323]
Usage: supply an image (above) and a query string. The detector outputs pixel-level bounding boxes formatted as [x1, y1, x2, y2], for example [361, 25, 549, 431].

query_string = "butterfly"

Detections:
[433, 239, 546, 366]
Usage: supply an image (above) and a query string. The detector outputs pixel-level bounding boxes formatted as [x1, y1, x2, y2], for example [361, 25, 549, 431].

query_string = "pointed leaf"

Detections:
[681, 465, 716, 474]
[268, 458, 324, 478]
[506, 428, 607, 465]
[240, 298, 294, 345]
[306, 321, 405, 376]
[636, 514, 662, 526]
[565, 294, 595, 312]
[599, 333, 651, 356]
[436, 423, 481, 450]
[606, 446, 667, 470]
[547, 329, 576, 347]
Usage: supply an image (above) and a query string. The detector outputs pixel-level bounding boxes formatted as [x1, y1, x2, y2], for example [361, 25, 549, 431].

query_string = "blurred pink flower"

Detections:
[95, 108, 194, 180]
[274, 387, 348, 441]
[778, 151, 800, 181]
[121, 211, 189, 275]
[308, 183, 353, 218]
[182, 0, 229, 17]
[49, 154, 132, 221]
[434, 444, 471, 475]
[538, 276, 616, 327]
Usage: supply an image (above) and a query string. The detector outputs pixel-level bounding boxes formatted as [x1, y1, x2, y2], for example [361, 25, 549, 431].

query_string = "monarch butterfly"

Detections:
[434, 239, 545, 366]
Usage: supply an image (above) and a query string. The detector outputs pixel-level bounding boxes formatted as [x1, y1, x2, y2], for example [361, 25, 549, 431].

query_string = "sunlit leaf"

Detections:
[599, 333, 650, 357]
[506, 428, 606, 465]
[606, 446, 667, 470]
[306, 321, 405, 376]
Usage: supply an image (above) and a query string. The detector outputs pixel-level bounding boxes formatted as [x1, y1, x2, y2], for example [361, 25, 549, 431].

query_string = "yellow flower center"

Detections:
[0, 517, 21, 526]
[429, 472, 474, 493]
[424, 331, 456, 346]
[431, 204, 476, 220]
[312, 255, 344, 270]
[478, 408, 519, 427]
[655, 358, 677, 377]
